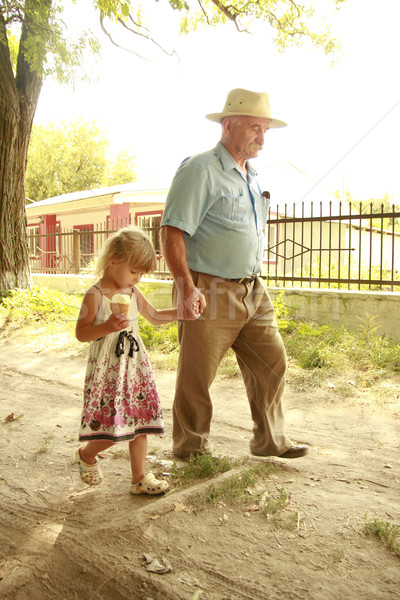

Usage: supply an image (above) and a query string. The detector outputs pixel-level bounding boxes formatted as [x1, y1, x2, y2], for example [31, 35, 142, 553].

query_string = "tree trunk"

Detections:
[0, 9, 47, 293]
[0, 94, 34, 291]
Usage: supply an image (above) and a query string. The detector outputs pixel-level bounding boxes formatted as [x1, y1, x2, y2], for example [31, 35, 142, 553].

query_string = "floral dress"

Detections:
[79, 286, 164, 443]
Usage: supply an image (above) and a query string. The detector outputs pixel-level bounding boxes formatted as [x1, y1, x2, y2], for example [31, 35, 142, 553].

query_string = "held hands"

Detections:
[178, 286, 206, 320]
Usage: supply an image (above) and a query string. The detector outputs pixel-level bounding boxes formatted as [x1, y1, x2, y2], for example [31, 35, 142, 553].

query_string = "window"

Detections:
[28, 225, 40, 258]
[73, 225, 94, 268]
[136, 212, 162, 253]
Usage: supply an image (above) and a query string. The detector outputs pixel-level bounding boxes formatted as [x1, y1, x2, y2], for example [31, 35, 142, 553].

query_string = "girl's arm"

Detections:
[134, 286, 178, 326]
[75, 287, 129, 342]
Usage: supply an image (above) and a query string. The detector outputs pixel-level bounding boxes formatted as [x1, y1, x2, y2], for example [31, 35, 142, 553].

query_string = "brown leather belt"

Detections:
[230, 275, 258, 284]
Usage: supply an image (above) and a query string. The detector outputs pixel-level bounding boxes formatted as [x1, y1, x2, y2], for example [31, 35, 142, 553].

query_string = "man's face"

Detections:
[225, 115, 271, 161]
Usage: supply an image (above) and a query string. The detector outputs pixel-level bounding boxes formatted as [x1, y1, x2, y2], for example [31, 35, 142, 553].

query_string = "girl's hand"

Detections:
[106, 313, 130, 333]
[177, 286, 206, 320]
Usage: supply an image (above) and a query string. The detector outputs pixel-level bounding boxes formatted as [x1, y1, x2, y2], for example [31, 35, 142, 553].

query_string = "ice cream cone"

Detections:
[110, 294, 131, 316]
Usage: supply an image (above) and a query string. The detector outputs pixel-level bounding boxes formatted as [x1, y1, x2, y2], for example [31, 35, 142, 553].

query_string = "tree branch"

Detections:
[197, 0, 210, 25]
[99, 14, 148, 60]
[122, 14, 178, 58]
[99, 13, 179, 60]
[0, 0, 24, 26]
[208, 0, 248, 32]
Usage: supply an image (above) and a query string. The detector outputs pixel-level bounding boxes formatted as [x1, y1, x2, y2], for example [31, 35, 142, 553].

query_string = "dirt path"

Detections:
[0, 341, 399, 600]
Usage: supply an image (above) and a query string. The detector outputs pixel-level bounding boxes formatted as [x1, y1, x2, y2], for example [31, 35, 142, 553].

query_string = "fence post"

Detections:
[73, 229, 80, 274]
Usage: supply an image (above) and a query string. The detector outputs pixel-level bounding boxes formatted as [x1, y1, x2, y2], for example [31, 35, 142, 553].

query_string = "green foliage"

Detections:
[105, 150, 137, 187]
[179, 0, 342, 54]
[271, 290, 291, 320]
[260, 487, 296, 529]
[1, 287, 399, 380]
[138, 315, 179, 352]
[192, 462, 275, 508]
[364, 517, 400, 557]
[339, 190, 400, 233]
[25, 119, 137, 201]
[282, 320, 400, 374]
[0, 287, 79, 325]
[170, 453, 238, 485]
[1, 1, 101, 83]
[95, 0, 132, 21]
[290, 256, 400, 292]
[2, 0, 342, 89]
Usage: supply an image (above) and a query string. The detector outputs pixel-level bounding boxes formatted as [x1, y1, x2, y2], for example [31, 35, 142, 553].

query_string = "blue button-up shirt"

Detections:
[161, 142, 269, 279]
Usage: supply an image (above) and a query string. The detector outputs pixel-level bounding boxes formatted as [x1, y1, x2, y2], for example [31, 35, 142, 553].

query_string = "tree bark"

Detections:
[0, 9, 47, 292]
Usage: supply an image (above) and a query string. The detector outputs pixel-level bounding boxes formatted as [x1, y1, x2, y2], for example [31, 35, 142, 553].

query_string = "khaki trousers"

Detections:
[172, 272, 292, 458]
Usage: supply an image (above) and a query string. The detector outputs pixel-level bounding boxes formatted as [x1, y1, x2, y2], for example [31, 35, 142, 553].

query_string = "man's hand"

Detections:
[178, 286, 206, 320]
[161, 226, 207, 321]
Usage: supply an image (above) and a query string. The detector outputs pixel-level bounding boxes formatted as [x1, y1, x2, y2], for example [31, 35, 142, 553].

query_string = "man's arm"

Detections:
[161, 225, 206, 320]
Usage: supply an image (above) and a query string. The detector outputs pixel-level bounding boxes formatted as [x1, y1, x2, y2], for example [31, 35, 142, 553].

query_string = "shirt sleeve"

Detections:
[161, 158, 213, 237]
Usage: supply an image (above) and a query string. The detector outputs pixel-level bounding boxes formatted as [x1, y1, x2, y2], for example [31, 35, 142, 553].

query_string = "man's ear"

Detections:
[221, 117, 232, 135]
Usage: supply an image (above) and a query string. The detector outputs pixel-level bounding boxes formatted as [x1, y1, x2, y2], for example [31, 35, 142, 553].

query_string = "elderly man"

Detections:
[161, 88, 308, 461]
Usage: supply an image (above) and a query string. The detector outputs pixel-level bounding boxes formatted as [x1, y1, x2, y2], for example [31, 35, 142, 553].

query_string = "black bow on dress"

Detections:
[115, 330, 139, 358]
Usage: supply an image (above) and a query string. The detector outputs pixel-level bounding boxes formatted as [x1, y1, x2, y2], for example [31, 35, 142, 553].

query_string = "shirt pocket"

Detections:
[218, 193, 251, 228]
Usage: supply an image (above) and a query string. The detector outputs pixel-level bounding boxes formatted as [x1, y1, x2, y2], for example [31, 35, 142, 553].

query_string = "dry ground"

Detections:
[0, 340, 399, 600]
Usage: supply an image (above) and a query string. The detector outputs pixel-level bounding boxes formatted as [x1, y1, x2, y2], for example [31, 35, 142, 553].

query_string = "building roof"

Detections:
[26, 181, 169, 209]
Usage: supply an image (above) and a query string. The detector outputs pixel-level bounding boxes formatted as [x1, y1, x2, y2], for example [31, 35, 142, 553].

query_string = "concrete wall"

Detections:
[32, 274, 400, 342]
[267, 288, 400, 342]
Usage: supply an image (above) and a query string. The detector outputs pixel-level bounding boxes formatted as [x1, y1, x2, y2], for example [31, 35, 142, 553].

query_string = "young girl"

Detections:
[75, 226, 178, 495]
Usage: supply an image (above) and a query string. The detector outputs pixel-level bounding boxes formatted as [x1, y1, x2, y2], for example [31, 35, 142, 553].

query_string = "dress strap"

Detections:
[93, 285, 104, 342]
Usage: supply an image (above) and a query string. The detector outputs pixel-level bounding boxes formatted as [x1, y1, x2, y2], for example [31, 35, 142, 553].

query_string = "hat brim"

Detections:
[205, 112, 287, 128]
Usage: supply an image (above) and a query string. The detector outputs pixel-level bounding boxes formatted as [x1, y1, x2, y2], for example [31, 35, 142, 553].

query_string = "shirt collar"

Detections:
[215, 142, 258, 179]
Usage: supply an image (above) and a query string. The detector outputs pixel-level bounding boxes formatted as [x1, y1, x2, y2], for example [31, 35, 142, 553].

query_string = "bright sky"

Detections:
[34, 0, 400, 207]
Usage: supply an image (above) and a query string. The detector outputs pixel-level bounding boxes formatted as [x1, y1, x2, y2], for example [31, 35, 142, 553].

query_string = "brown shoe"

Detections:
[279, 445, 309, 459]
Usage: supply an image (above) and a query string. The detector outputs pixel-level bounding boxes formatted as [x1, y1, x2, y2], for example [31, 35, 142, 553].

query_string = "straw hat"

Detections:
[206, 88, 287, 128]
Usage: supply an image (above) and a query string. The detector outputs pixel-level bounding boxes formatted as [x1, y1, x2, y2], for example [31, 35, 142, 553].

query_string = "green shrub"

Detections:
[0, 287, 80, 325]
[138, 316, 179, 352]
[281, 319, 400, 374]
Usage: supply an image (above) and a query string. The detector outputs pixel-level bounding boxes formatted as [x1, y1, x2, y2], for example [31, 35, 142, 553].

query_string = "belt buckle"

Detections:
[238, 275, 256, 284]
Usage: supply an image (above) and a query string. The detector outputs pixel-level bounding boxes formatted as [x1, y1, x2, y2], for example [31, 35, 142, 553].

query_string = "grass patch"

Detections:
[364, 517, 400, 556]
[171, 456, 296, 530]
[261, 486, 291, 516]
[282, 321, 400, 376]
[189, 461, 276, 509]
[260, 487, 299, 530]
[170, 452, 241, 487]
[0, 287, 80, 325]
[0, 287, 82, 354]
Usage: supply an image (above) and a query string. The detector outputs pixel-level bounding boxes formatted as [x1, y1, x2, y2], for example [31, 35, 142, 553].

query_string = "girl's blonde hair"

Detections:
[96, 226, 157, 277]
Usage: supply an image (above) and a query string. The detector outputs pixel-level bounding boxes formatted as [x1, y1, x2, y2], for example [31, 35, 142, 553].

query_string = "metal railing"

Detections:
[264, 201, 400, 291]
[28, 221, 172, 280]
[28, 202, 400, 290]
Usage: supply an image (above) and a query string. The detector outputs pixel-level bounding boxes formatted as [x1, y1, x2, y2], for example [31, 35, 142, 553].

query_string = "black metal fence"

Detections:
[264, 201, 400, 291]
[28, 202, 400, 291]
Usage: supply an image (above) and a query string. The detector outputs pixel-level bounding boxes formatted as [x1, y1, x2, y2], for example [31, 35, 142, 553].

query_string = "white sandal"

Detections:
[130, 473, 169, 495]
[75, 449, 103, 486]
